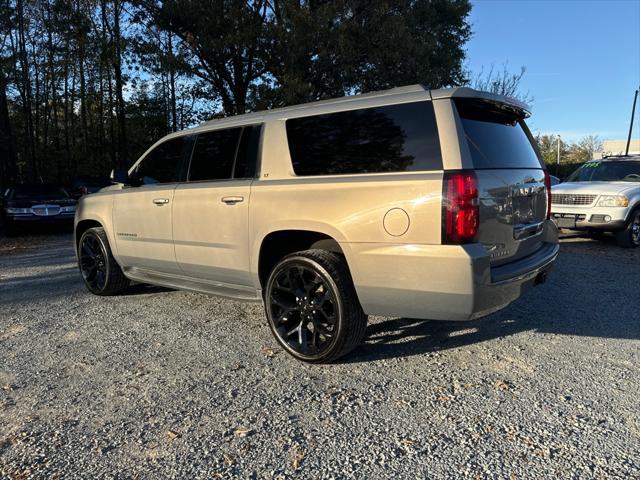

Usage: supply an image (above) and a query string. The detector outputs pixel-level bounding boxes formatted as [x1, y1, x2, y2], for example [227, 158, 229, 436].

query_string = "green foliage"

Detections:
[1, 0, 472, 184]
[535, 134, 603, 180]
[155, 0, 472, 112]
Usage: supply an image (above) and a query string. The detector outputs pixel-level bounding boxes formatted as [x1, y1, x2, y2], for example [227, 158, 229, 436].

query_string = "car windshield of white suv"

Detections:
[566, 161, 640, 182]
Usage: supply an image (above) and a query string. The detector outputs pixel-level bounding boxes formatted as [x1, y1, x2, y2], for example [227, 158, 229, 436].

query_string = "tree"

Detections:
[153, 0, 472, 115]
[536, 134, 567, 166]
[0, 0, 473, 185]
[152, 0, 271, 116]
[0, 0, 17, 185]
[260, 0, 470, 108]
[471, 62, 532, 105]
[536, 134, 603, 170]
[569, 135, 602, 163]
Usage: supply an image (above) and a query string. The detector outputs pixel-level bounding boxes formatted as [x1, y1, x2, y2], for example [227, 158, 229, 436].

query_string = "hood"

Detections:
[98, 184, 124, 193]
[552, 182, 638, 196]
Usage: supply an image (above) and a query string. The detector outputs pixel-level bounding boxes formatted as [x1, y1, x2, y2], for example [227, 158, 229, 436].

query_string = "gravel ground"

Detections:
[1, 233, 639, 479]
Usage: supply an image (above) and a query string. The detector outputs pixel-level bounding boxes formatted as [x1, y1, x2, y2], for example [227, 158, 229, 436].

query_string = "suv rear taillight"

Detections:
[442, 171, 479, 244]
[543, 170, 552, 219]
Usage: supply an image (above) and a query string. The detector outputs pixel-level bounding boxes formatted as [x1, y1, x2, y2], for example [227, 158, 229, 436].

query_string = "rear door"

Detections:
[453, 98, 548, 266]
[172, 125, 261, 286]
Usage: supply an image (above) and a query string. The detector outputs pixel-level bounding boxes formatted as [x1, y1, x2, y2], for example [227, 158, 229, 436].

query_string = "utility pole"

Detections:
[626, 87, 639, 156]
[556, 135, 561, 176]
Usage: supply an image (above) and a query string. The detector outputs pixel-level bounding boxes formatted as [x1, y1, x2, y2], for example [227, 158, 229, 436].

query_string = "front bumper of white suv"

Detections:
[551, 203, 630, 230]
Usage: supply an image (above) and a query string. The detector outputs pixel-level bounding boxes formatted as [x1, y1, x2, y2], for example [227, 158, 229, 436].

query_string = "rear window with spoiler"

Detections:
[455, 98, 543, 170]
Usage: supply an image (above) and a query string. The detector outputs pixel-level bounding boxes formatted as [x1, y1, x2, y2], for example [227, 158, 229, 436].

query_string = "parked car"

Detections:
[551, 155, 640, 247]
[74, 85, 559, 363]
[69, 175, 112, 199]
[2, 184, 77, 236]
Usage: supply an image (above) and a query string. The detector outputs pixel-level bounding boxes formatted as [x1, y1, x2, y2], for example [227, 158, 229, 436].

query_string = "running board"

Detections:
[123, 267, 262, 303]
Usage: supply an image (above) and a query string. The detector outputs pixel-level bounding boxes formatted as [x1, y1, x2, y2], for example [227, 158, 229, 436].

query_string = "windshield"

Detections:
[566, 161, 640, 182]
[12, 185, 70, 199]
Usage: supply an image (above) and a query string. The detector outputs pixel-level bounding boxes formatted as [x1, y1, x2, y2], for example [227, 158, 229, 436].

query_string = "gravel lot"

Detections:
[1, 232, 639, 479]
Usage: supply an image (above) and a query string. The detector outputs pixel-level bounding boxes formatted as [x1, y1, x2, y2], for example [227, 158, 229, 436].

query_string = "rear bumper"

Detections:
[471, 242, 558, 319]
[345, 224, 559, 321]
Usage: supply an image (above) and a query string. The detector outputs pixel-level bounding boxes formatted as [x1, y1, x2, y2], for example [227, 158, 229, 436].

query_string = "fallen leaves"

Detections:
[233, 427, 253, 438]
[495, 379, 512, 391]
[166, 430, 181, 440]
[260, 346, 277, 358]
[223, 453, 235, 466]
[290, 444, 305, 470]
[400, 438, 418, 447]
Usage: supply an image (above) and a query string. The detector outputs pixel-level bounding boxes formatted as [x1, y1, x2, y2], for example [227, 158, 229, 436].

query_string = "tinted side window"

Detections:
[189, 128, 242, 182]
[136, 137, 188, 184]
[286, 101, 442, 176]
[455, 99, 542, 169]
[234, 125, 262, 179]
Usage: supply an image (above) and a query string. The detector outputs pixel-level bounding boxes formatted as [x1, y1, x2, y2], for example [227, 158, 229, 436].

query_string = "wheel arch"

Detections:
[75, 219, 103, 250]
[256, 229, 352, 290]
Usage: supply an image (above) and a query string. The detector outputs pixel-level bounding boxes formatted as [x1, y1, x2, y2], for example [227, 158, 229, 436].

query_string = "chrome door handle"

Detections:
[221, 196, 244, 205]
[153, 198, 170, 205]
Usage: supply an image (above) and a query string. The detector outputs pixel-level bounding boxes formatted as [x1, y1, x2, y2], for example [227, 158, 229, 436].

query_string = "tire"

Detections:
[3, 219, 18, 237]
[264, 249, 367, 363]
[615, 209, 640, 248]
[78, 227, 130, 295]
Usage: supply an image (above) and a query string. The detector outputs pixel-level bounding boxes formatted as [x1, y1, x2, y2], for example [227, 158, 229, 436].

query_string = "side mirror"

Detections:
[110, 168, 130, 184]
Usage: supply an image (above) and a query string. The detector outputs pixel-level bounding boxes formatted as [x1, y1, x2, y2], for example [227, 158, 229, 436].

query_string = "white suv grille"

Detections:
[551, 194, 596, 206]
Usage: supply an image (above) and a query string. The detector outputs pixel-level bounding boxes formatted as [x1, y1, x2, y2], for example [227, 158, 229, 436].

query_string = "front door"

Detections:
[112, 135, 190, 274]
[113, 184, 179, 273]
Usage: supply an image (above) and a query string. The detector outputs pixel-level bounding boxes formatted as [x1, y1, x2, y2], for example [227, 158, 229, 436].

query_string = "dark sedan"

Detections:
[2, 184, 77, 235]
[69, 175, 111, 199]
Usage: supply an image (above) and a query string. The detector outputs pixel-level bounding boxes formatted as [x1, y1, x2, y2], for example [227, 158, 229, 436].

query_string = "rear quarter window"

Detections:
[286, 101, 442, 176]
[455, 99, 543, 170]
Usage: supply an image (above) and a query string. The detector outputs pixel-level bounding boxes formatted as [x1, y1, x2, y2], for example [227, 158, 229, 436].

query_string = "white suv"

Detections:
[551, 155, 640, 247]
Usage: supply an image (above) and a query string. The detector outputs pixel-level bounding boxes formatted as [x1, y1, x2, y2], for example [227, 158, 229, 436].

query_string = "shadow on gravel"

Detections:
[121, 284, 175, 296]
[349, 304, 640, 363]
[1, 222, 73, 238]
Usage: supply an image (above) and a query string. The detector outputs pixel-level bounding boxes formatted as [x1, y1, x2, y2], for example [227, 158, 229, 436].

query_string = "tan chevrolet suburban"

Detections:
[75, 85, 559, 363]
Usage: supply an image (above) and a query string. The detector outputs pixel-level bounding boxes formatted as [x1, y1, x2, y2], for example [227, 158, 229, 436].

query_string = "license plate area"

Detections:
[553, 213, 585, 229]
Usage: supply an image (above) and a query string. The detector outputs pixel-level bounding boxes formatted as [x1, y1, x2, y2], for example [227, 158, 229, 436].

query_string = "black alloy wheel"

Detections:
[78, 227, 130, 295]
[265, 249, 367, 363]
[79, 232, 108, 291]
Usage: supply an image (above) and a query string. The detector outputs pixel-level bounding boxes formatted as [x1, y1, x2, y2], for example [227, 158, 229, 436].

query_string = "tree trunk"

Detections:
[0, 65, 17, 184]
[100, 0, 116, 168]
[113, 0, 127, 167]
[16, 0, 36, 181]
[63, 38, 71, 177]
[168, 32, 177, 132]
[79, 32, 89, 159]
